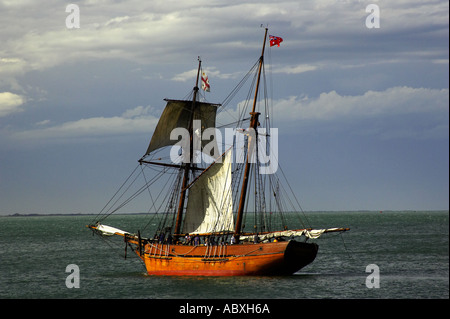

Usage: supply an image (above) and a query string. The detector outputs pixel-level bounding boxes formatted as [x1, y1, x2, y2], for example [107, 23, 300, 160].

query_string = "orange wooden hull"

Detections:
[135, 240, 318, 276]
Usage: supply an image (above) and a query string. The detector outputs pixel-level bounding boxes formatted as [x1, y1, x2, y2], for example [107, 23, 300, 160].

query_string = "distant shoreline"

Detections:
[2, 210, 448, 217]
[1, 212, 151, 217]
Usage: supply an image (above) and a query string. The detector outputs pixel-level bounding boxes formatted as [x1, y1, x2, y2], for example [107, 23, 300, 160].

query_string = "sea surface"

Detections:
[1, 211, 448, 300]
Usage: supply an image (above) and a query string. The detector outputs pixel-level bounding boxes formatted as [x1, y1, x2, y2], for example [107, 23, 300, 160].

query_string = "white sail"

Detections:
[95, 224, 130, 236]
[183, 150, 234, 234]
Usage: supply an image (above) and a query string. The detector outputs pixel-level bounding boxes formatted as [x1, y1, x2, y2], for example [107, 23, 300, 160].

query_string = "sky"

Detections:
[0, 0, 448, 215]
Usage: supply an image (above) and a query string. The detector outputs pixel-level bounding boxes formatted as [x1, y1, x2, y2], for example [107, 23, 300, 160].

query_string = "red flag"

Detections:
[269, 35, 283, 47]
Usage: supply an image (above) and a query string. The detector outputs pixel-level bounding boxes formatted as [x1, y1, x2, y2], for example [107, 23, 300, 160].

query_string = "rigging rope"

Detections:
[219, 59, 259, 110]
[90, 164, 141, 224]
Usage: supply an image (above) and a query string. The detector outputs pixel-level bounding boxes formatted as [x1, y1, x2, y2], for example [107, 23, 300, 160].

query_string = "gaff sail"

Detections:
[183, 150, 234, 234]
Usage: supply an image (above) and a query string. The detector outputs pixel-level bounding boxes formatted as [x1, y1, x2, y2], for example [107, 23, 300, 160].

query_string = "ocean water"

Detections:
[1, 211, 448, 301]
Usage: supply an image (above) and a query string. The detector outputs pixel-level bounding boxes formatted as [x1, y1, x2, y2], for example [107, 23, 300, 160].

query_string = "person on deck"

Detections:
[184, 233, 191, 245]
[193, 235, 200, 246]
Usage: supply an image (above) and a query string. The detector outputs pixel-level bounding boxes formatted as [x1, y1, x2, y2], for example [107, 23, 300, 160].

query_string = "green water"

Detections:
[1, 211, 448, 299]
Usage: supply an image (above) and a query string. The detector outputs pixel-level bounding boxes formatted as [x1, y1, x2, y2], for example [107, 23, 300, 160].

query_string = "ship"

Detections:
[88, 28, 349, 276]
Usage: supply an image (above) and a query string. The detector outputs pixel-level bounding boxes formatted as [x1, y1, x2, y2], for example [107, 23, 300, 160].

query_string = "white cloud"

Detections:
[172, 69, 198, 82]
[35, 119, 51, 126]
[0, 92, 26, 117]
[271, 87, 449, 122]
[121, 105, 153, 118]
[13, 105, 159, 141]
[272, 64, 318, 74]
[220, 86, 448, 140]
[172, 67, 240, 82]
[104, 16, 130, 27]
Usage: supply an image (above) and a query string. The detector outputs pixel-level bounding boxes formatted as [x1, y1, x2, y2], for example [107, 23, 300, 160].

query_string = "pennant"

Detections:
[201, 71, 210, 92]
[269, 35, 283, 47]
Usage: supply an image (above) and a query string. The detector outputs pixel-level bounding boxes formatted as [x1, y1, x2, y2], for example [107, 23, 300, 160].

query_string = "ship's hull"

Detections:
[137, 240, 318, 276]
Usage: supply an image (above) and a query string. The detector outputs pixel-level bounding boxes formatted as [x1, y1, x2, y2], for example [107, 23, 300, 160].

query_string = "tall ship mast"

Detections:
[88, 28, 349, 276]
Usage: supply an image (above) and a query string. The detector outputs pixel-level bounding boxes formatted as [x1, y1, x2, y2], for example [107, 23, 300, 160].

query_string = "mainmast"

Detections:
[234, 28, 268, 240]
[173, 57, 202, 237]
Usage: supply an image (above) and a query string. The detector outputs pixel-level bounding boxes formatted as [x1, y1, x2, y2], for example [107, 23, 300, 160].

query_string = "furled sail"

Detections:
[183, 150, 234, 234]
[145, 99, 220, 155]
[239, 227, 347, 241]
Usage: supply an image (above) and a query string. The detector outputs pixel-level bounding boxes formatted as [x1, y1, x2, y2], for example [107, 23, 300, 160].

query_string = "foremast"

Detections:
[174, 57, 203, 239]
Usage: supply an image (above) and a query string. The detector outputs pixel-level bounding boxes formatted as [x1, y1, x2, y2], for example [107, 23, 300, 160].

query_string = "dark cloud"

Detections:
[0, 0, 448, 213]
